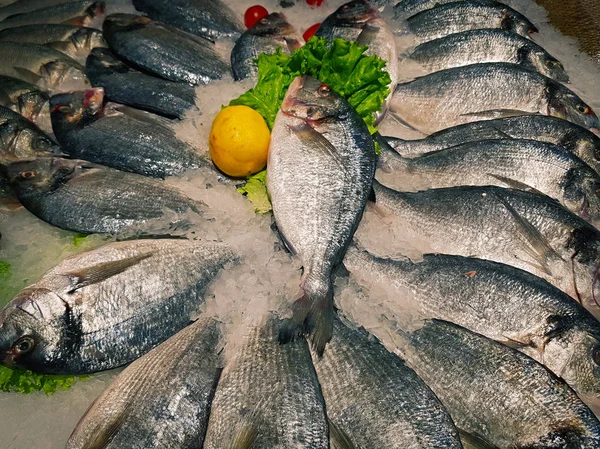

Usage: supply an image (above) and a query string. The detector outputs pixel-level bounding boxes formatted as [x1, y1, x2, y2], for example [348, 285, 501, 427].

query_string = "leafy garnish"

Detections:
[0, 261, 10, 276]
[72, 233, 88, 247]
[237, 170, 271, 214]
[0, 365, 87, 395]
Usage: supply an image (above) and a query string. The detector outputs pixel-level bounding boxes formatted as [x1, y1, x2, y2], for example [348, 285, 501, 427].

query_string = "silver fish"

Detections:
[267, 75, 376, 354]
[0, 0, 85, 22]
[0, 1, 105, 31]
[390, 63, 600, 133]
[0, 239, 236, 374]
[0, 75, 49, 123]
[203, 314, 329, 449]
[313, 315, 463, 449]
[394, 0, 497, 17]
[66, 318, 224, 449]
[408, 29, 568, 81]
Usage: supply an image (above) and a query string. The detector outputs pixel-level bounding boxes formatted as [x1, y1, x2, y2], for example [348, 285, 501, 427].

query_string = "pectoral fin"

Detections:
[460, 109, 537, 120]
[487, 173, 545, 196]
[12, 67, 43, 84]
[458, 429, 500, 449]
[329, 419, 359, 449]
[84, 403, 132, 449]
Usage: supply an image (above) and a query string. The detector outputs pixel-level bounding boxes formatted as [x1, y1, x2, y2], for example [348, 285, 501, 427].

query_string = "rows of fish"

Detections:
[1, 0, 600, 448]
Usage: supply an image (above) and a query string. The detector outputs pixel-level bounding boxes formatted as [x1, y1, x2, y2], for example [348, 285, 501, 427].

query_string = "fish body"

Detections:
[50, 88, 206, 178]
[267, 75, 376, 353]
[2, 157, 205, 235]
[390, 63, 600, 133]
[408, 29, 568, 81]
[344, 245, 600, 397]
[397, 320, 600, 448]
[0, 1, 105, 31]
[231, 13, 303, 81]
[0, 75, 48, 123]
[0, 239, 235, 374]
[377, 138, 600, 224]
[66, 318, 224, 448]
[203, 315, 329, 449]
[102, 14, 229, 86]
[393, 0, 496, 17]
[132, 0, 243, 40]
[314, 315, 463, 449]
[0, 0, 83, 21]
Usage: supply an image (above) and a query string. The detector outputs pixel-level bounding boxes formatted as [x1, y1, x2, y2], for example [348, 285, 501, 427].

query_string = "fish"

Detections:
[0, 239, 236, 374]
[50, 88, 207, 178]
[0, 24, 106, 58]
[85, 48, 199, 119]
[381, 115, 600, 175]
[408, 29, 568, 82]
[313, 315, 463, 449]
[102, 14, 230, 86]
[344, 244, 600, 398]
[66, 317, 224, 449]
[393, 0, 496, 17]
[132, 0, 243, 40]
[0, 1, 105, 31]
[390, 63, 600, 134]
[368, 181, 600, 314]
[377, 137, 600, 224]
[405, 0, 538, 43]
[394, 319, 600, 448]
[314, 0, 378, 42]
[0, 0, 87, 22]
[0, 75, 49, 123]
[231, 13, 303, 81]
[1, 157, 206, 236]
[203, 314, 329, 449]
[267, 75, 376, 354]
[0, 42, 85, 87]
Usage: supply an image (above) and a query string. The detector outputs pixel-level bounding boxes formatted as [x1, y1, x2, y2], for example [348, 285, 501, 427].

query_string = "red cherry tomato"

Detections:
[303, 23, 321, 41]
[244, 5, 269, 29]
[306, 0, 324, 6]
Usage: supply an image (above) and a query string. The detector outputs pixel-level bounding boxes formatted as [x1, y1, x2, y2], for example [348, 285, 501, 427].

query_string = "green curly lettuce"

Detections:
[0, 365, 87, 395]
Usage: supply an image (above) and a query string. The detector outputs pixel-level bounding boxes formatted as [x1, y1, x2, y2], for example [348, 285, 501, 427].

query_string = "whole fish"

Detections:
[381, 115, 600, 174]
[390, 63, 600, 133]
[408, 29, 568, 82]
[132, 0, 243, 40]
[369, 181, 600, 313]
[267, 75, 376, 354]
[0, 42, 85, 87]
[313, 315, 463, 449]
[344, 244, 600, 397]
[85, 48, 199, 119]
[1, 157, 205, 235]
[377, 138, 600, 224]
[0, 24, 106, 58]
[66, 318, 224, 448]
[0, 0, 84, 22]
[405, 0, 538, 42]
[393, 0, 497, 17]
[50, 88, 206, 178]
[0, 1, 105, 31]
[231, 13, 303, 81]
[102, 14, 229, 86]
[203, 314, 329, 449]
[0, 239, 235, 373]
[395, 320, 600, 448]
[0, 75, 49, 123]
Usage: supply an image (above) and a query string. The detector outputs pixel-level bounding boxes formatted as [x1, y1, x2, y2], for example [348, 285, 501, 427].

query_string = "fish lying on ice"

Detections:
[0, 1, 105, 31]
[0, 75, 49, 124]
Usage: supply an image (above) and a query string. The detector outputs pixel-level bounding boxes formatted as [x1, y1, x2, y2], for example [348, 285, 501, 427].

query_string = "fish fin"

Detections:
[487, 173, 545, 196]
[333, 262, 350, 278]
[63, 251, 154, 292]
[289, 122, 345, 169]
[12, 67, 42, 85]
[230, 405, 261, 449]
[0, 89, 13, 107]
[329, 419, 359, 449]
[388, 110, 421, 132]
[487, 126, 514, 139]
[499, 335, 532, 349]
[84, 405, 131, 449]
[368, 186, 376, 203]
[458, 429, 501, 449]
[460, 109, 537, 120]
[270, 221, 295, 255]
[45, 41, 72, 54]
[113, 105, 176, 131]
[62, 15, 87, 26]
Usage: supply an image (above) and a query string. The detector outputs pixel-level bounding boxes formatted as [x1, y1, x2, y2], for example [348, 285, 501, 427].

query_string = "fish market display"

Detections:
[0, 75, 49, 123]
[268, 75, 376, 354]
[313, 315, 463, 448]
[0, 239, 235, 373]
[408, 29, 568, 81]
[66, 317, 224, 449]
[0, 1, 105, 31]
[231, 13, 303, 81]
[390, 63, 600, 133]
[345, 244, 600, 396]
[102, 14, 230, 86]
[396, 320, 600, 448]
[50, 88, 207, 178]
[203, 315, 329, 449]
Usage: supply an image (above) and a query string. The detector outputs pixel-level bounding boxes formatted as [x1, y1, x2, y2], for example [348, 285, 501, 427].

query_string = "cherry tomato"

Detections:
[244, 5, 269, 29]
[303, 23, 321, 41]
[306, 0, 324, 7]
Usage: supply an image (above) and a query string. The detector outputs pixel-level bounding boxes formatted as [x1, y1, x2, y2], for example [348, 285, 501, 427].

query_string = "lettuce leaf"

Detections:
[0, 365, 87, 395]
[236, 170, 271, 214]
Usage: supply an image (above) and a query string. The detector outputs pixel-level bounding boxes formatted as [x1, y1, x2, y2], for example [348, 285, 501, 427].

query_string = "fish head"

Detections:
[18, 91, 50, 123]
[281, 76, 347, 123]
[40, 60, 86, 88]
[500, 8, 538, 36]
[0, 121, 60, 160]
[70, 28, 108, 53]
[547, 83, 600, 131]
[523, 48, 569, 83]
[2, 158, 81, 195]
[566, 227, 600, 306]
[50, 88, 105, 131]
[326, 0, 379, 28]
[86, 48, 127, 74]
[561, 168, 600, 224]
[74, 1, 106, 27]
[103, 13, 151, 36]
[251, 13, 304, 49]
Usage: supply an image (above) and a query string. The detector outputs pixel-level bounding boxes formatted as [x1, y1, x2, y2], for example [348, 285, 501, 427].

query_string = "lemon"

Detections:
[209, 105, 271, 177]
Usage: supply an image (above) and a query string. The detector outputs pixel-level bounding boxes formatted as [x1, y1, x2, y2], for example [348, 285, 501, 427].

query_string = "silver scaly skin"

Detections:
[390, 63, 600, 134]
[66, 318, 224, 449]
[313, 315, 463, 449]
[369, 181, 600, 316]
[408, 29, 568, 82]
[393, 0, 497, 17]
[396, 320, 600, 448]
[377, 138, 600, 225]
[203, 314, 329, 449]
[0, 75, 49, 123]
[0, 1, 105, 31]
[267, 75, 376, 355]
[0, 239, 236, 374]
[0, 0, 89, 22]
[344, 244, 600, 397]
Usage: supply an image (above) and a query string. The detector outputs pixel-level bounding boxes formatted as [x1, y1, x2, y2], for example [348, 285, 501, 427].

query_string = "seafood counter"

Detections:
[0, 0, 600, 448]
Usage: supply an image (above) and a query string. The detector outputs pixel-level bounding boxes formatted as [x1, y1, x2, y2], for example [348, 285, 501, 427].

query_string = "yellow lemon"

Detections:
[209, 105, 270, 177]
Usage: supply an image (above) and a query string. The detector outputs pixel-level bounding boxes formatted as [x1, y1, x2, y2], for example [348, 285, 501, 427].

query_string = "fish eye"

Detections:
[33, 137, 51, 151]
[317, 84, 330, 97]
[12, 336, 35, 355]
[259, 17, 268, 24]
[20, 170, 36, 180]
[53, 104, 71, 114]
[592, 346, 600, 366]
[546, 60, 557, 68]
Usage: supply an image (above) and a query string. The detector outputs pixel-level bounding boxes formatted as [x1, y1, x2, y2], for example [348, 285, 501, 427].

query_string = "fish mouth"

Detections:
[82, 88, 105, 113]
